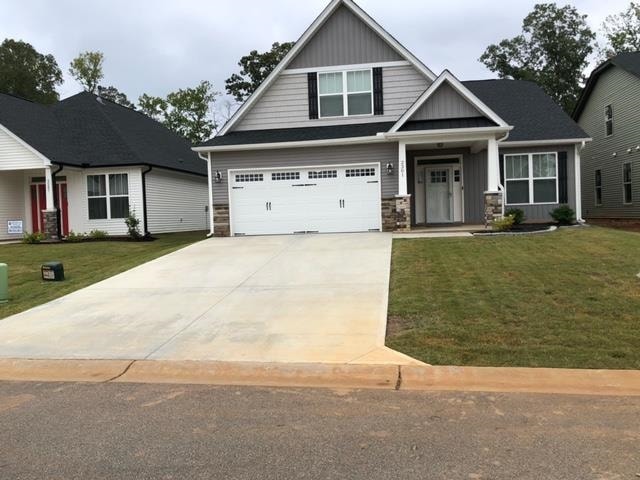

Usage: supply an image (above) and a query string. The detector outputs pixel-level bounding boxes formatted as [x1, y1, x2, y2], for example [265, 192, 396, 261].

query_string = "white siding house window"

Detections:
[595, 169, 602, 206]
[504, 153, 558, 205]
[623, 162, 632, 204]
[87, 173, 129, 220]
[318, 69, 372, 118]
[605, 104, 613, 137]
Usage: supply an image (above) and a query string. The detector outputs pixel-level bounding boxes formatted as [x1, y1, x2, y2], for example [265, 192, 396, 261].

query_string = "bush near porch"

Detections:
[0, 231, 206, 319]
[387, 227, 640, 369]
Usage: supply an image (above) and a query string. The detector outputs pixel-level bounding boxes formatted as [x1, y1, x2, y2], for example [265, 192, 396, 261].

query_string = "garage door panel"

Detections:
[230, 164, 381, 236]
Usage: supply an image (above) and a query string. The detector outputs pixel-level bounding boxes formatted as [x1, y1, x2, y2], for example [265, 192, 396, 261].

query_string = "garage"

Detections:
[229, 163, 381, 235]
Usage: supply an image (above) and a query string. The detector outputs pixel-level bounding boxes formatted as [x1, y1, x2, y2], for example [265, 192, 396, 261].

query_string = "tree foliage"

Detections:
[69, 51, 104, 93]
[139, 81, 219, 144]
[479, 3, 595, 113]
[225, 41, 294, 102]
[0, 39, 62, 104]
[599, 2, 640, 59]
[97, 85, 134, 108]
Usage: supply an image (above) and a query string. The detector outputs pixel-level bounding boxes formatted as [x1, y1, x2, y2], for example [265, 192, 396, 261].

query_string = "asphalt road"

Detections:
[1, 381, 638, 479]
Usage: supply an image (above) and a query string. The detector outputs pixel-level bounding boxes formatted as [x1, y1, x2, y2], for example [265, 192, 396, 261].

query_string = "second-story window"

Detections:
[605, 104, 613, 137]
[318, 69, 372, 118]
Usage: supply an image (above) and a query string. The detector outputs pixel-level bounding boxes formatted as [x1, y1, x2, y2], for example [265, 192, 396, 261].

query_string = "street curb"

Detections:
[1, 359, 639, 396]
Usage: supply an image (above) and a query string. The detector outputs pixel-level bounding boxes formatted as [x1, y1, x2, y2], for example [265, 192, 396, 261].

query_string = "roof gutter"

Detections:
[501, 138, 592, 147]
[381, 126, 513, 141]
[192, 134, 388, 153]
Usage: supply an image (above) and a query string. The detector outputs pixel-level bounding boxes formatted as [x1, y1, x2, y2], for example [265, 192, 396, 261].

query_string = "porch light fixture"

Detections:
[386, 162, 394, 175]
[214, 170, 223, 183]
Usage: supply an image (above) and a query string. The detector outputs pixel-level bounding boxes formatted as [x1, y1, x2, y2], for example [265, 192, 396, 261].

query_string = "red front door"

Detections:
[30, 182, 69, 236]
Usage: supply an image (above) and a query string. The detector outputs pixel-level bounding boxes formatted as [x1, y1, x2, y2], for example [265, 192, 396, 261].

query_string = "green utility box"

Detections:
[0, 263, 7, 303]
[41, 262, 65, 282]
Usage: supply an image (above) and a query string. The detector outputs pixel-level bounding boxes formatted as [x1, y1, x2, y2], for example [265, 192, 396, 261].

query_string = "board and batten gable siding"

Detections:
[410, 83, 483, 121]
[578, 66, 640, 219]
[211, 143, 398, 205]
[500, 145, 576, 221]
[0, 126, 46, 170]
[65, 166, 144, 236]
[287, 5, 403, 69]
[0, 171, 27, 240]
[145, 169, 208, 233]
[234, 65, 430, 131]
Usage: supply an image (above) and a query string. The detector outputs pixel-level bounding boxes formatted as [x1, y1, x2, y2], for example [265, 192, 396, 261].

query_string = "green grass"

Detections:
[0, 231, 206, 319]
[387, 227, 640, 369]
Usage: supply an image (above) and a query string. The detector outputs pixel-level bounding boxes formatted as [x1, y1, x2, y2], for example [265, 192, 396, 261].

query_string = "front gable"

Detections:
[287, 5, 402, 69]
[0, 124, 49, 171]
[220, 0, 435, 135]
[408, 83, 483, 121]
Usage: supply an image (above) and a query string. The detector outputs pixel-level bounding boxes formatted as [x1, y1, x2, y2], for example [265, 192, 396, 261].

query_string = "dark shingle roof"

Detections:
[0, 92, 205, 175]
[573, 52, 640, 119]
[463, 79, 589, 142]
[399, 117, 496, 131]
[201, 122, 394, 147]
[201, 79, 587, 147]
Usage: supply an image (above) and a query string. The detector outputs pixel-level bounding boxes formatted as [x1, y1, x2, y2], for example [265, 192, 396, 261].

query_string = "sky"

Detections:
[0, 0, 630, 106]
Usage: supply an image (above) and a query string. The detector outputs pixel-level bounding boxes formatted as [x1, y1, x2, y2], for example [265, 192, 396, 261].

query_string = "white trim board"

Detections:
[217, 0, 437, 136]
[389, 70, 510, 133]
[501, 138, 592, 147]
[282, 60, 410, 75]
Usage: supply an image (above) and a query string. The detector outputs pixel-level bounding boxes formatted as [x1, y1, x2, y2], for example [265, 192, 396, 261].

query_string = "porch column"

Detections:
[42, 165, 59, 240]
[398, 141, 408, 196]
[486, 137, 500, 192]
[574, 143, 584, 222]
[207, 152, 215, 236]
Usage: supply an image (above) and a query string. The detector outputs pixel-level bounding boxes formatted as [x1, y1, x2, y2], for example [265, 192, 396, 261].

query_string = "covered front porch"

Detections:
[389, 131, 505, 231]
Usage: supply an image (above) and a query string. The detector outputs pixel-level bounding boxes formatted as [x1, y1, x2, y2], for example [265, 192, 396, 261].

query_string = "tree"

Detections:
[138, 81, 219, 144]
[97, 85, 134, 109]
[0, 39, 62, 104]
[599, 2, 640, 59]
[225, 41, 294, 102]
[69, 51, 104, 93]
[479, 4, 595, 113]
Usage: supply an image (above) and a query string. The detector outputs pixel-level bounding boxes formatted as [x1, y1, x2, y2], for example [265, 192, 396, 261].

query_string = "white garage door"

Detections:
[229, 164, 381, 235]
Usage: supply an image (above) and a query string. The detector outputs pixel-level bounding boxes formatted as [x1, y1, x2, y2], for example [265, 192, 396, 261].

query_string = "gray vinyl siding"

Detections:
[500, 145, 576, 222]
[145, 169, 208, 233]
[578, 67, 640, 219]
[464, 150, 488, 223]
[234, 65, 429, 131]
[410, 83, 483, 121]
[287, 5, 402, 69]
[211, 143, 398, 204]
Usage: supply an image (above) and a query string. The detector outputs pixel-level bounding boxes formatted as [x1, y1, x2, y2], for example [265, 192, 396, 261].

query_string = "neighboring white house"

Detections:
[0, 91, 208, 241]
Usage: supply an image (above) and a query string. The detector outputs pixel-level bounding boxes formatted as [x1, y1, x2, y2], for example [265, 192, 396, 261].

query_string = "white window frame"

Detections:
[317, 68, 374, 119]
[86, 173, 130, 220]
[594, 169, 603, 206]
[504, 152, 559, 206]
[605, 104, 613, 137]
[622, 161, 632, 205]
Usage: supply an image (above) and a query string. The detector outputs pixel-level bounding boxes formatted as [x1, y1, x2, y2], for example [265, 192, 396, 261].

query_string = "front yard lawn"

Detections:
[387, 227, 640, 369]
[0, 231, 206, 319]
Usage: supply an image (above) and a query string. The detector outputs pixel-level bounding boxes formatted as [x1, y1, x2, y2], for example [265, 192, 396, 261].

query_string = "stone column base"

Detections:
[42, 209, 59, 240]
[382, 196, 411, 232]
[484, 191, 503, 226]
[213, 204, 230, 237]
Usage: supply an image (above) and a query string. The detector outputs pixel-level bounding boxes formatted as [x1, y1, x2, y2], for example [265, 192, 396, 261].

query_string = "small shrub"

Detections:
[492, 214, 515, 232]
[125, 210, 142, 240]
[66, 230, 87, 242]
[505, 208, 526, 225]
[22, 232, 45, 244]
[550, 205, 575, 225]
[89, 229, 109, 240]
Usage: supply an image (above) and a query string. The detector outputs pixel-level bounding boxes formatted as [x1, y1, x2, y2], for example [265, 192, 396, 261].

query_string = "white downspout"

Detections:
[575, 141, 585, 223]
[199, 151, 215, 237]
[496, 131, 510, 217]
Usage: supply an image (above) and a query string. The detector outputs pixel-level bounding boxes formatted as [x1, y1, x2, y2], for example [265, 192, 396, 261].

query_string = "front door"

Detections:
[425, 168, 453, 223]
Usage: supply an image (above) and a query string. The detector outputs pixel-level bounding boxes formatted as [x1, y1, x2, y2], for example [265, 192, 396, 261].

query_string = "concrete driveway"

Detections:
[0, 234, 414, 364]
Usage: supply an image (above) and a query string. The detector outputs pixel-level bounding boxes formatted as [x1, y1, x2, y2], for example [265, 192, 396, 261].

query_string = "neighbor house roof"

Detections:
[573, 52, 640, 119]
[198, 79, 588, 149]
[0, 92, 206, 176]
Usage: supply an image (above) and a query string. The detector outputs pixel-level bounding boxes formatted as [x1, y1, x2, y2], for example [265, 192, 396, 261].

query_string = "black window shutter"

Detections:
[308, 73, 318, 120]
[558, 151, 568, 204]
[499, 154, 505, 187]
[373, 67, 384, 115]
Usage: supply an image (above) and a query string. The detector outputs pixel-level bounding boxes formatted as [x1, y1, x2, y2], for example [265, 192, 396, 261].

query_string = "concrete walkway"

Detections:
[0, 233, 415, 365]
